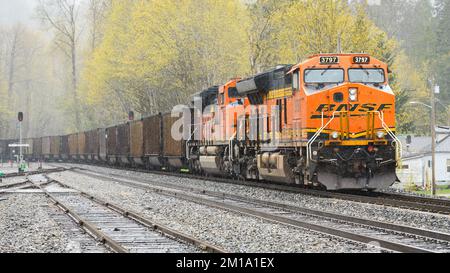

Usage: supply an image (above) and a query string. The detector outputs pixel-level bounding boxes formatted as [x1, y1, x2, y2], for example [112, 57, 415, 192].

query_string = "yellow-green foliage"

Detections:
[80, 0, 429, 129]
[81, 0, 251, 120]
[270, 1, 393, 63]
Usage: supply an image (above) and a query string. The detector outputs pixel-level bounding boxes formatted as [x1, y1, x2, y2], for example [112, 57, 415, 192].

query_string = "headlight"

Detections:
[331, 131, 340, 139]
[349, 88, 358, 102]
[376, 131, 385, 139]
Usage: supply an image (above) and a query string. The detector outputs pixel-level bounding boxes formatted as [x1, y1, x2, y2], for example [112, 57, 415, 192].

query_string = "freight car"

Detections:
[116, 123, 130, 166]
[0, 140, 9, 161]
[33, 137, 42, 161]
[130, 119, 144, 166]
[162, 112, 189, 171]
[23, 139, 33, 160]
[85, 129, 99, 162]
[98, 128, 107, 162]
[143, 114, 163, 169]
[68, 133, 78, 161]
[60, 135, 70, 160]
[50, 136, 61, 161]
[42, 137, 51, 160]
[77, 132, 87, 161]
[106, 126, 117, 165]
[0, 53, 401, 191]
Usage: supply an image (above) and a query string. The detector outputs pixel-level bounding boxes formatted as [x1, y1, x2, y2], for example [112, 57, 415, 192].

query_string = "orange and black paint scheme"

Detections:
[191, 53, 400, 190]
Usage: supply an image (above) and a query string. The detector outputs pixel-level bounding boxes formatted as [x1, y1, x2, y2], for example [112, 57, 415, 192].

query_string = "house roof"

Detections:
[399, 132, 450, 158]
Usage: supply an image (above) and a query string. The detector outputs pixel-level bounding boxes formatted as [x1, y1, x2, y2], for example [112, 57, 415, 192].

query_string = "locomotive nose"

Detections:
[314, 83, 396, 141]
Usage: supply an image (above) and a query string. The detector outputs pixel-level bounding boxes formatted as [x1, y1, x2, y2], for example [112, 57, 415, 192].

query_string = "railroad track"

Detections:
[54, 163, 450, 215]
[28, 175, 226, 254]
[64, 168, 450, 253]
[0, 168, 69, 194]
[1, 167, 67, 179]
[0, 180, 31, 191]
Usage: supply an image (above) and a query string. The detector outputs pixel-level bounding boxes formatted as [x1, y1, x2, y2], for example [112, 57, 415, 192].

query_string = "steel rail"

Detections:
[0, 181, 31, 190]
[81, 164, 450, 215]
[29, 179, 128, 253]
[67, 169, 443, 253]
[374, 191, 450, 208]
[64, 163, 450, 215]
[43, 175, 226, 254]
[73, 168, 450, 243]
[2, 167, 68, 179]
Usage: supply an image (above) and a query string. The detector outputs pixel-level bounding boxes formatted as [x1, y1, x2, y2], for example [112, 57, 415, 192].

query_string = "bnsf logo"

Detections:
[311, 103, 393, 119]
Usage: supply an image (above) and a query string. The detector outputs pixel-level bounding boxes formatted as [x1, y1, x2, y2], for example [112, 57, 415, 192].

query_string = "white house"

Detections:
[397, 128, 450, 188]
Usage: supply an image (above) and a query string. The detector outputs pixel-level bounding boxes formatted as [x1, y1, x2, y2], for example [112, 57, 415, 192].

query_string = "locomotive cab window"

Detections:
[348, 68, 385, 84]
[304, 69, 344, 84]
[292, 71, 299, 90]
[228, 87, 239, 98]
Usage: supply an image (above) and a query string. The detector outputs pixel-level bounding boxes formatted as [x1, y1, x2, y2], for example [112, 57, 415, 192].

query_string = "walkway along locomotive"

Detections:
[0, 54, 402, 191]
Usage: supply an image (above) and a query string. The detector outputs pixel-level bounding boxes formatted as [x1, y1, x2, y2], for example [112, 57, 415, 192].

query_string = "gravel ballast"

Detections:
[55, 163, 450, 235]
[48, 170, 386, 253]
[0, 192, 108, 253]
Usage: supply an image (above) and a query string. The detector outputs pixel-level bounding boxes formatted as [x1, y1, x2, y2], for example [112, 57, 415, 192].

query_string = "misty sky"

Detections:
[0, 0, 38, 26]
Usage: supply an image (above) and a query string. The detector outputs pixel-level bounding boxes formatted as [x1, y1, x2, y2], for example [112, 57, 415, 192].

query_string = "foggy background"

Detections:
[0, 0, 449, 140]
[0, 0, 37, 26]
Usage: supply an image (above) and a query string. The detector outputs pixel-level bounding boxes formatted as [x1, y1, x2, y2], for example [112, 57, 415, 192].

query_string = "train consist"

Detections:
[0, 54, 402, 190]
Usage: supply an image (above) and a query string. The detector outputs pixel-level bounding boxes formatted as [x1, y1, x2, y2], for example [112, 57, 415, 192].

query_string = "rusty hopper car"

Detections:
[60, 135, 69, 160]
[116, 123, 130, 165]
[68, 133, 78, 160]
[98, 128, 107, 162]
[3, 140, 14, 160]
[143, 114, 163, 169]
[23, 139, 33, 160]
[130, 120, 144, 166]
[50, 136, 61, 160]
[106, 126, 117, 164]
[85, 130, 92, 161]
[92, 129, 100, 161]
[33, 138, 43, 161]
[7, 140, 17, 160]
[85, 129, 99, 161]
[0, 140, 7, 161]
[162, 113, 188, 170]
[42, 136, 51, 160]
[77, 132, 87, 160]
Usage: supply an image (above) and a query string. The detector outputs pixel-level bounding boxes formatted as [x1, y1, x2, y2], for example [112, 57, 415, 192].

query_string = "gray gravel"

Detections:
[0, 177, 28, 187]
[55, 163, 450, 235]
[48, 170, 384, 253]
[0, 192, 108, 253]
[0, 163, 53, 174]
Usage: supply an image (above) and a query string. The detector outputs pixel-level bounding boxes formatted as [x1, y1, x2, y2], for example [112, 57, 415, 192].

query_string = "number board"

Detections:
[320, 56, 339, 64]
[352, 56, 370, 64]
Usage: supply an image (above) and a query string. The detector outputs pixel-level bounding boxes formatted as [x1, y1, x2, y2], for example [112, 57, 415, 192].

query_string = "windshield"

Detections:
[349, 68, 385, 83]
[305, 69, 344, 84]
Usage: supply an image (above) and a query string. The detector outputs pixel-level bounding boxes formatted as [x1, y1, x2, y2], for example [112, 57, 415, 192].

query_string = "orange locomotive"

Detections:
[190, 53, 401, 190]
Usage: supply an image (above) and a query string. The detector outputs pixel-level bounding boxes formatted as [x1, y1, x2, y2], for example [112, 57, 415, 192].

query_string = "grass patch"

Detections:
[412, 185, 450, 197]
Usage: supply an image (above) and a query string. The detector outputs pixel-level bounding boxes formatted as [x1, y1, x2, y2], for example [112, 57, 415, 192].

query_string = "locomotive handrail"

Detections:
[307, 111, 402, 169]
[229, 131, 237, 162]
[374, 111, 403, 165]
[307, 111, 344, 166]
[230, 119, 246, 161]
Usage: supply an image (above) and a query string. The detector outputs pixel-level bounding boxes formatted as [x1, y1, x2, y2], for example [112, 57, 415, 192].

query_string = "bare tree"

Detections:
[6, 26, 23, 99]
[36, 0, 83, 131]
[87, 0, 110, 53]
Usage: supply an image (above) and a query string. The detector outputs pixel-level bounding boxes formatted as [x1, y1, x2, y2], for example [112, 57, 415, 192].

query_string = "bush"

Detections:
[404, 182, 419, 192]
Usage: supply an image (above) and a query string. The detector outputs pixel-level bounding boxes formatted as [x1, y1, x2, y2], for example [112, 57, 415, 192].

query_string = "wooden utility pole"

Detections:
[430, 83, 437, 196]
